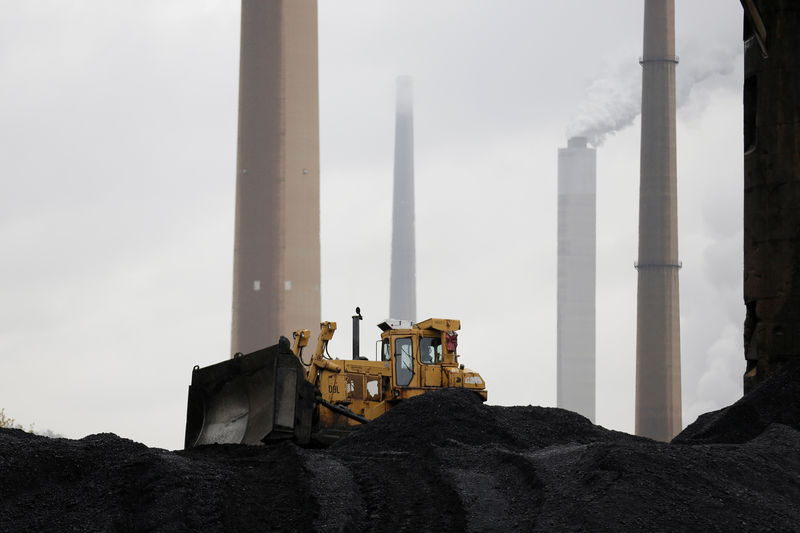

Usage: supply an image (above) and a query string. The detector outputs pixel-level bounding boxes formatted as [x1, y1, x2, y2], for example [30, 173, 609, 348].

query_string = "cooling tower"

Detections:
[634, 0, 682, 441]
[389, 76, 417, 321]
[557, 136, 597, 422]
[230, 0, 321, 355]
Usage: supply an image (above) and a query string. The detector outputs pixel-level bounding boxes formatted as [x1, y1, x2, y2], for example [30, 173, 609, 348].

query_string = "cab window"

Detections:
[419, 337, 442, 364]
[381, 339, 391, 361]
[395, 337, 414, 386]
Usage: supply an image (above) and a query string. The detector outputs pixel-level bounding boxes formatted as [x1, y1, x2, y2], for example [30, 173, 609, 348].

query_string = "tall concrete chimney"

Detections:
[389, 76, 416, 321]
[230, 0, 321, 355]
[557, 136, 597, 422]
[634, 0, 682, 441]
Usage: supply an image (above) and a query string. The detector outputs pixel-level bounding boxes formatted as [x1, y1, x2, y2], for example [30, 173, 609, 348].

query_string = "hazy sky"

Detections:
[0, 1, 744, 449]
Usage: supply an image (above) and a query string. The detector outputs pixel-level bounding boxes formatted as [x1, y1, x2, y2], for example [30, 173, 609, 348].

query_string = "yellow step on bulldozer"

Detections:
[184, 310, 487, 447]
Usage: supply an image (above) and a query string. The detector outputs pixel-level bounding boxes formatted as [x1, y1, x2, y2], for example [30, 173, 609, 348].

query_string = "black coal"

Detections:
[2, 360, 800, 531]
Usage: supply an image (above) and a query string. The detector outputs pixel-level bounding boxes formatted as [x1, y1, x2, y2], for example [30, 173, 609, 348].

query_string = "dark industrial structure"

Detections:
[557, 136, 597, 422]
[635, 0, 682, 441]
[389, 76, 417, 321]
[230, 0, 321, 355]
[742, 1, 800, 392]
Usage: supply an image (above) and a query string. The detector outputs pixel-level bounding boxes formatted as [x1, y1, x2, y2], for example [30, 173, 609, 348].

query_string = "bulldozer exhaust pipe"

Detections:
[352, 306, 363, 359]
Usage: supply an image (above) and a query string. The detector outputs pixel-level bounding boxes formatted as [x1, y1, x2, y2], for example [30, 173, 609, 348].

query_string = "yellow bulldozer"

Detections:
[184, 311, 487, 447]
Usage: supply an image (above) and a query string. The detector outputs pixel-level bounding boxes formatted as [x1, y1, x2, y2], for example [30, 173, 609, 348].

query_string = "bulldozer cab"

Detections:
[378, 318, 461, 390]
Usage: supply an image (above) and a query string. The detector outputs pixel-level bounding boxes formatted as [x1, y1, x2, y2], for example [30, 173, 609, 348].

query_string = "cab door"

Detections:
[393, 336, 415, 387]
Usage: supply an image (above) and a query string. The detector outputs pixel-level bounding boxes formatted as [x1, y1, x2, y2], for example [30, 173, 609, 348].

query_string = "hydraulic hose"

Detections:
[318, 398, 370, 424]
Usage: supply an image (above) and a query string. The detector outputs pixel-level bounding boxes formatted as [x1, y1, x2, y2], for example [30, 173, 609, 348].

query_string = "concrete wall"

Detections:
[742, 1, 800, 392]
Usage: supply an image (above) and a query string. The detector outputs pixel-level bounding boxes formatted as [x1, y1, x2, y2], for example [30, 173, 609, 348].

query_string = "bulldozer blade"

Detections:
[184, 342, 315, 448]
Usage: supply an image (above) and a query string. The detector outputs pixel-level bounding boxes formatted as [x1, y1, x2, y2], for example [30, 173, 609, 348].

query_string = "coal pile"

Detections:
[3, 363, 800, 532]
[674, 358, 800, 445]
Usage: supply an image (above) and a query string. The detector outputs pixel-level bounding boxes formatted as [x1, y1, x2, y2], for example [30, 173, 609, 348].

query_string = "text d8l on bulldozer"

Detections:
[184, 314, 487, 447]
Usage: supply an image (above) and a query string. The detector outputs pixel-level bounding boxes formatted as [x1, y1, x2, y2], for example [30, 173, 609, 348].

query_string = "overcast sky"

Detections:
[0, 1, 744, 449]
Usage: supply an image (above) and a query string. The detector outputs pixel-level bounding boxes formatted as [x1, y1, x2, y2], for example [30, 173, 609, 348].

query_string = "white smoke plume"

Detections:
[566, 43, 741, 147]
[566, 61, 641, 147]
[675, 44, 739, 105]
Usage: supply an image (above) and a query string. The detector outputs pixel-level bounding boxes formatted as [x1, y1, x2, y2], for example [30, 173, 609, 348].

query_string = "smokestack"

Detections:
[230, 0, 321, 355]
[634, 0, 682, 440]
[389, 76, 416, 321]
[557, 136, 597, 422]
